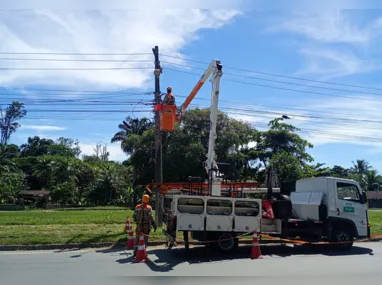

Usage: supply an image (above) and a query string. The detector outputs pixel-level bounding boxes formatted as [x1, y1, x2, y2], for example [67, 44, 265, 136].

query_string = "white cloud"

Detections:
[271, 11, 370, 44]
[21, 125, 67, 131]
[295, 48, 379, 80]
[79, 142, 126, 162]
[213, 95, 382, 154]
[291, 96, 382, 152]
[267, 11, 382, 82]
[0, 9, 240, 90]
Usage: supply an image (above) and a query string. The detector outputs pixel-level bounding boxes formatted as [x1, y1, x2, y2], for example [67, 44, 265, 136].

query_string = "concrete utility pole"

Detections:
[152, 45, 163, 227]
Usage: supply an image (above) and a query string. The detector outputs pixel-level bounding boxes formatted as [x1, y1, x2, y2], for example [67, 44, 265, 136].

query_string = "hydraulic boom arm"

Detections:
[177, 59, 223, 178]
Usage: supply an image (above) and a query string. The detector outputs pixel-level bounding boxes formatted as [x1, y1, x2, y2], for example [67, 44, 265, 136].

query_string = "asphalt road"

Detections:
[1, 242, 381, 285]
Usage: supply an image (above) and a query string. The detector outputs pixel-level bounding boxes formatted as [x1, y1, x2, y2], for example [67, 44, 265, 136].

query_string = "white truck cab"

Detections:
[289, 177, 369, 245]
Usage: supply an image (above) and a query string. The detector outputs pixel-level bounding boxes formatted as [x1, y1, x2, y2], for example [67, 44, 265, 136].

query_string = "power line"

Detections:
[19, 102, 382, 128]
[182, 112, 382, 142]
[185, 103, 382, 125]
[0, 58, 152, 62]
[21, 113, 382, 143]
[0, 87, 152, 94]
[173, 93, 382, 119]
[23, 109, 153, 113]
[162, 61, 382, 97]
[0, 52, 152, 56]
[165, 67, 382, 103]
[1, 102, 154, 106]
[0, 67, 152, 71]
[3, 90, 381, 121]
[160, 53, 382, 92]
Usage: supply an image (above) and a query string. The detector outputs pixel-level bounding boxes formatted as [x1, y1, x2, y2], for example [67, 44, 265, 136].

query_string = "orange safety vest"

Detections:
[135, 203, 153, 233]
[163, 93, 175, 105]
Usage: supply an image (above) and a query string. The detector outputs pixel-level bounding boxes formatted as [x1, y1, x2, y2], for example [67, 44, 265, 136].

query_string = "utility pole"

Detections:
[152, 45, 163, 227]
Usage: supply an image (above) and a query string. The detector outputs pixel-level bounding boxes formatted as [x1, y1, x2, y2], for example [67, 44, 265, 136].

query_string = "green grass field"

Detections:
[0, 208, 179, 245]
[369, 210, 382, 235]
[0, 208, 381, 246]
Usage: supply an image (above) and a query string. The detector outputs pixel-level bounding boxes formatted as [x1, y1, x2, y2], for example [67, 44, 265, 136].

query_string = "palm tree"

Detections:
[111, 116, 154, 204]
[350, 160, 372, 190]
[363, 169, 381, 191]
[32, 156, 58, 189]
[351, 159, 370, 175]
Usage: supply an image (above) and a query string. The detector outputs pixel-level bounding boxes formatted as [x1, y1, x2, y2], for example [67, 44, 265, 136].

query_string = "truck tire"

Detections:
[214, 232, 238, 253]
[331, 227, 354, 250]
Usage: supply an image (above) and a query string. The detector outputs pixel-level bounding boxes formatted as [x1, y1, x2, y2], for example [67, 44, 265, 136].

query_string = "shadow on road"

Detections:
[114, 244, 374, 273]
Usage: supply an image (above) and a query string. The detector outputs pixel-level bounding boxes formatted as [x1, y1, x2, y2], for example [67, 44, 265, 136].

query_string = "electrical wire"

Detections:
[172, 93, 382, 120]
[0, 67, 152, 70]
[164, 67, 382, 103]
[178, 111, 382, 142]
[0, 52, 152, 56]
[0, 58, 152, 62]
[159, 53, 382, 92]
[1, 51, 380, 91]
[0, 86, 152, 94]
[161, 61, 382, 97]
[2, 91, 381, 122]
[20, 111, 382, 143]
[21, 109, 153, 113]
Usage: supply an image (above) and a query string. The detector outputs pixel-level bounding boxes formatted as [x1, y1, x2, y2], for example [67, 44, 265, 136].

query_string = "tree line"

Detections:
[1, 101, 381, 207]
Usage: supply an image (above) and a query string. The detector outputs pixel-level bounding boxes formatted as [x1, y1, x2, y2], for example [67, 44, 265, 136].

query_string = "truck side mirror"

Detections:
[362, 191, 368, 204]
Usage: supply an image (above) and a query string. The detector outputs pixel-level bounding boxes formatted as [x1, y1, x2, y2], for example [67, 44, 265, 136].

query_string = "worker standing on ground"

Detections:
[132, 194, 157, 256]
[163, 86, 175, 105]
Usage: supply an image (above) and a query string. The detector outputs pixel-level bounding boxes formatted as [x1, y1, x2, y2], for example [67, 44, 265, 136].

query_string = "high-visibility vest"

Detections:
[135, 204, 152, 226]
[164, 93, 175, 105]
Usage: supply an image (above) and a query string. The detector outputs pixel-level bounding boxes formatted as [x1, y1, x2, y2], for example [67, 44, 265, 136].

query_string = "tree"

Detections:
[0, 144, 27, 200]
[32, 155, 58, 189]
[20, 136, 81, 158]
[51, 181, 77, 205]
[248, 117, 314, 193]
[0, 101, 27, 144]
[20, 136, 55, 157]
[330, 165, 351, 178]
[162, 108, 257, 182]
[94, 142, 109, 161]
[361, 169, 381, 191]
[302, 162, 331, 178]
[111, 116, 154, 204]
[53, 137, 81, 157]
[269, 151, 305, 193]
[86, 162, 131, 206]
[351, 159, 371, 175]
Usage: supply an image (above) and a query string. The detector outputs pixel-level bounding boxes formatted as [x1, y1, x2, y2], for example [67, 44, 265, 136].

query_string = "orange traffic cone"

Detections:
[124, 217, 130, 232]
[133, 234, 147, 263]
[250, 231, 263, 259]
[126, 218, 134, 250]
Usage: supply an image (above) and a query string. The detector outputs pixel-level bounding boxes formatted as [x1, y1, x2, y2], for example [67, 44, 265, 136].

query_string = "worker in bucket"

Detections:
[163, 86, 175, 105]
[132, 194, 157, 257]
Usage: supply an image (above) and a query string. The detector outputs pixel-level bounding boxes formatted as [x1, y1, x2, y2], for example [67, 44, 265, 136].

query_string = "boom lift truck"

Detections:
[150, 59, 371, 253]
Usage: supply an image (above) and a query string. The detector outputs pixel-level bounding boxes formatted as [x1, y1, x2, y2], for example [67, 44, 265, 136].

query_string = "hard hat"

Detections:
[142, 194, 150, 203]
[167, 86, 172, 92]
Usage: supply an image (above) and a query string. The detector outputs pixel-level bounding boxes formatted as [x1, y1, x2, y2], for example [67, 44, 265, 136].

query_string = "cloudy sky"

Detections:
[1, 5, 382, 172]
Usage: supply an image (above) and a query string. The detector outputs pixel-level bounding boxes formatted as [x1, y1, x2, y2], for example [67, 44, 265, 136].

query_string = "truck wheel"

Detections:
[216, 232, 238, 253]
[183, 231, 190, 251]
[331, 228, 353, 250]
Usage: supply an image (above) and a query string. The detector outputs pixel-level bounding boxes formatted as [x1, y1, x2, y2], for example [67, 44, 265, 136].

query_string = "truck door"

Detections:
[334, 181, 368, 237]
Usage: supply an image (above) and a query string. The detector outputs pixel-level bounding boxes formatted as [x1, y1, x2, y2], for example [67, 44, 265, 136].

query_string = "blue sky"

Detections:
[1, 8, 382, 172]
